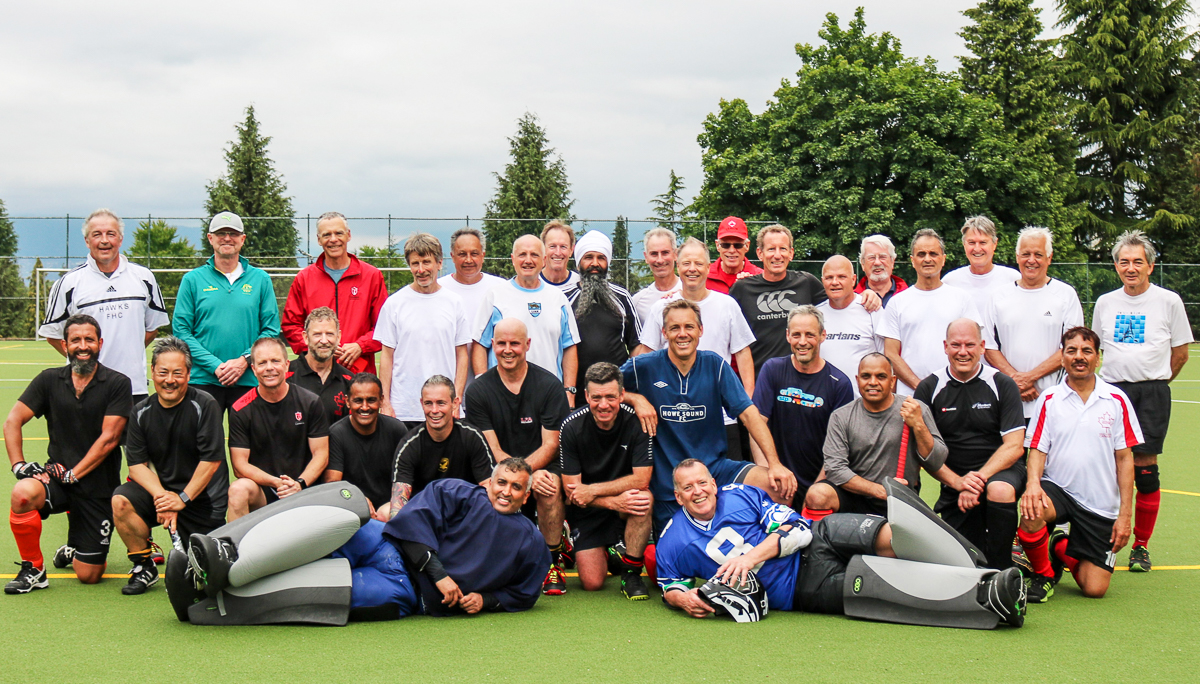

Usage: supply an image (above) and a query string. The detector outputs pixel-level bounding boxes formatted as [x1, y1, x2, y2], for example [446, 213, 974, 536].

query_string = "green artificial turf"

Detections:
[0, 340, 1197, 682]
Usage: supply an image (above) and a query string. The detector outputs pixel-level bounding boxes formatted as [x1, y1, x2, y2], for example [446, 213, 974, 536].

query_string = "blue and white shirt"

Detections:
[473, 278, 581, 379]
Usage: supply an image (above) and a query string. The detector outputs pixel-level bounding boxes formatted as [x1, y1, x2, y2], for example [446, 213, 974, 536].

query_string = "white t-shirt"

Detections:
[437, 273, 506, 344]
[1026, 378, 1144, 518]
[474, 279, 581, 379]
[817, 299, 884, 398]
[878, 284, 983, 395]
[981, 278, 1084, 417]
[39, 255, 169, 395]
[943, 264, 1019, 299]
[540, 270, 580, 292]
[373, 286, 472, 421]
[1093, 284, 1194, 383]
[631, 279, 684, 328]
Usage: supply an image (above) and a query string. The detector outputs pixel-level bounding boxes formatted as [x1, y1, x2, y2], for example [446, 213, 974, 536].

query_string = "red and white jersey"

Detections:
[1025, 378, 1143, 518]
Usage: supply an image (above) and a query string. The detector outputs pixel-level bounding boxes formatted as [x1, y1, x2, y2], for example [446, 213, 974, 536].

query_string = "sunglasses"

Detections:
[718, 241, 746, 250]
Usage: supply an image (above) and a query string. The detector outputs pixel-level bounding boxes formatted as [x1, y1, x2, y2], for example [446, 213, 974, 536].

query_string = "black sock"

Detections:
[128, 549, 153, 567]
[986, 501, 1018, 571]
[620, 553, 644, 570]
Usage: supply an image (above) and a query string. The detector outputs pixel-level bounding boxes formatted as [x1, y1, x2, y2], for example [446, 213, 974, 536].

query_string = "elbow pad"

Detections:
[776, 521, 813, 557]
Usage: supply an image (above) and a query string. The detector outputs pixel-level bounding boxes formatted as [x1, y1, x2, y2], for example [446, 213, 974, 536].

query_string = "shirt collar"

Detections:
[86, 253, 127, 277]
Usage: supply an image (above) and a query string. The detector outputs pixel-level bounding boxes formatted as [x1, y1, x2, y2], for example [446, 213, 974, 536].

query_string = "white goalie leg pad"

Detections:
[884, 479, 986, 568]
[843, 554, 1000, 630]
[228, 505, 363, 588]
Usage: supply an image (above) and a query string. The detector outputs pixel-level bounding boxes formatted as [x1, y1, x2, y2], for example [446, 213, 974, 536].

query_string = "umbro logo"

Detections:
[106, 285, 116, 293]
[653, 381, 668, 388]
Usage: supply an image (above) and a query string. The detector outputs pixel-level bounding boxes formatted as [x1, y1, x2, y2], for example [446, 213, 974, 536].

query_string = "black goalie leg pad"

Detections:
[187, 558, 353, 626]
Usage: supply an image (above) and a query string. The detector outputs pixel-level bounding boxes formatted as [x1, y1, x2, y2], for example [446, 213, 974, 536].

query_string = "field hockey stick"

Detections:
[895, 423, 910, 481]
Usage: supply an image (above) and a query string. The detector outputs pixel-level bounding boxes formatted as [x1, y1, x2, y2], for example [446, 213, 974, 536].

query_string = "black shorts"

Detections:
[1041, 479, 1117, 573]
[813, 479, 888, 517]
[567, 506, 625, 551]
[1112, 380, 1170, 455]
[112, 481, 225, 543]
[39, 480, 112, 565]
[793, 513, 887, 614]
[191, 384, 253, 416]
[261, 486, 281, 506]
[725, 422, 751, 462]
[934, 461, 1026, 546]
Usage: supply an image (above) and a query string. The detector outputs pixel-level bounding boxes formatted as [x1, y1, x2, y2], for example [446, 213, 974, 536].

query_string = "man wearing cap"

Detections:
[173, 212, 282, 414]
[563, 231, 641, 373]
[282, 212, 388, 374]
[706, 216, 763, 295]
[856, 235, 908, 308]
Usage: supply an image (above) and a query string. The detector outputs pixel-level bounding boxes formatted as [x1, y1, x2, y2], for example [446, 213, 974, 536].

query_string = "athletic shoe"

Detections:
[1011, 546, 1033, 577]
[542, 563, 567, 596]
[620, 570, 649, 601]
[559, 523, 576, 570]
[606, 542, 627, 576]
[187, 534, 238, 598]
[1048, 529, 1068, 584]
[121, 562, 159, 595]
[980, 567, 1025, 628]
[1129, 545, 1152, 573]
[164, 550, 205, 623]
[52, 545, 75, 569]
[1025, 574, 1055, 604]
[4, 561, 48, 595]
[149, 540, 165, 566]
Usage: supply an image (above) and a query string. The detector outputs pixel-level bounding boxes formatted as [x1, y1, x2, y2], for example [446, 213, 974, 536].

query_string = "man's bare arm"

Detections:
[4, 402, 35, 467]
[69, 415, 127, 480]
[883, 338, 921, 391]
[1170, 344, 1189, 381]
[230, 447, 282, 488]
[301, 436, 330, 486]
[388, 482, 413, 519]
[524, 428, 560, 471]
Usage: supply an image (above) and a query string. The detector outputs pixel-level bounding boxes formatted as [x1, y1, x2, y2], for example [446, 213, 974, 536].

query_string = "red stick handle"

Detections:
[895, 424, 910, 481]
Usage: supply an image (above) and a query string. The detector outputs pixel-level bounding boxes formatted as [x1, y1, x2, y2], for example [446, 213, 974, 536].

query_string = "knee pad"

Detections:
[1135, 465, 1159, 494]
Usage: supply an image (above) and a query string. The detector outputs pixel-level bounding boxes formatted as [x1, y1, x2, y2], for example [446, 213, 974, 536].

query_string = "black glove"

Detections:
[44, 463, 77, 484]
[11, 461, 45, 480]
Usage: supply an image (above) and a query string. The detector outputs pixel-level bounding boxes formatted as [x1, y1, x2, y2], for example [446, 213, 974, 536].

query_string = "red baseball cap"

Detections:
[716, 216, 748, 241]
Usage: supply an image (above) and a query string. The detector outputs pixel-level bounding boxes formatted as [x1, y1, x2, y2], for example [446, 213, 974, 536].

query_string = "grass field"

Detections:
[1, 340, 1198, 683]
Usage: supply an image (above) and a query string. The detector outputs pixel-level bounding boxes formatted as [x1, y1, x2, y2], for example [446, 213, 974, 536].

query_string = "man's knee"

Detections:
[985, 481, 1016, 503]
[111, 494, 134, 519]
[228, 479, 257, 504]
[74, 561, 105, 584]
[10, 480, 43, 513]
[804, 484, 838, 511]
[1076, 565, 1111, 598]
[1132, 452, 1157, 468]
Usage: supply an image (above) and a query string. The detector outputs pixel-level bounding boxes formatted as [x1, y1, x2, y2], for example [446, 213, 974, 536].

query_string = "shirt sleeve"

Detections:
[1167, 292, 1194, 345]
[868, 309, 885, 352]
[142, 271, 170, 331]
[619, 356, 640, 394]
[327, 430, 345, 473]
[628, 420, 653, 469]
[620, 292, 641, 350]
[557, 420, 582, 476]
[831, 371, 854, 411]
[17, 372, 49, 417]
[454, 298, 473, 347]
[171, 273, 223, 376]
[750, 363, 776, 421]
[473, 289, 501, 346]
[197, 396, 226, 463]
[124, 409, 149, 467]
[105, 374, 134, 418]
[821, 408, 854, 486]
[912, 375, 935, 407]
[959, 291, 983, 327]
[915, 401, 948, 471]
[306, 395, 331, 438]
[540, 377, 571, 429]
[463, 383, 494, 432]
[1064, 288, 1085, 330]
[1025, 393, 1053, 451]
[718, 358, 753, 418]
[466, 427, 495, 483]
[372, 299, 396, 348]
[36, 276, 72, 339]
[996, 375, 1027, 436]
[980, 296, 998, 349]
[654, 536, 693, 593]
[878, 300, 901, 341]
[392, 434, 418, 485]
[228, 406, 251, 450]
[1113, 391, 1146, 451]
[559, 304, 580, 348]
[727, 298, 756, 354]
[638, 302, 665, 350]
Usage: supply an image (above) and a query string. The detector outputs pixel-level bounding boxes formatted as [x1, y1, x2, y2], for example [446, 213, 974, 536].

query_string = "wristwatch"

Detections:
[178, 491, 191, 506]
[297, 478, 309, 490]
[565, 386, 577, 395]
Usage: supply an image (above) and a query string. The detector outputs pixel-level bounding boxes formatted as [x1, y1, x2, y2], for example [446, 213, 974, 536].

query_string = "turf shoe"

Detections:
[1048, 529, 1068, 584]
[1129, 545, 1152, 573]
[559, 523, 576, 570]
[606, 542, 627, 576]
[52, 545, 75, 569]
[187, 534, 238, 598]
[4, 561, 48, 595]
[149, 540, 166, 566]
[980, 567, 1026, 628]
[542, 563, 567, 596]
[1025, 574, 1055, 604]
[1011, 545, 1033, 577]
[122, 562, 159, 595]
[620, 570, 649, 601]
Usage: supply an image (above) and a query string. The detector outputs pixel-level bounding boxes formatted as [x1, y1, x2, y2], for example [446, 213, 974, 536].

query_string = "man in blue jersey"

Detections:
[621, 299, 796, 535]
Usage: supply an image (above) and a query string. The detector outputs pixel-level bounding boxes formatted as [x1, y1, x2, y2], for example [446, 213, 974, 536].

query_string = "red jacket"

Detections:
[705, 260, 763, 294]
[855, 274, 908, 304]
[282, 254, 389, 374]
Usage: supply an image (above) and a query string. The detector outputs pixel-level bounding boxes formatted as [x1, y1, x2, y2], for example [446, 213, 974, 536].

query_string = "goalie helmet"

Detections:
[699, 570, 769, 623]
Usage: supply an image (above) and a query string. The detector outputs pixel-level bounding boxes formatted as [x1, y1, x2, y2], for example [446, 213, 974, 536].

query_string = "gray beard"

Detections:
[576, 271, 621, 319]
[70, 355, 97, 376]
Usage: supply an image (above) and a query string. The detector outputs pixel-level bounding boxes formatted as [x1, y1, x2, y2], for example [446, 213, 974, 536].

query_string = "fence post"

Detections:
[307, 214, 311, 264]
[387, 214, 393, 291]
[147, 214, 153, 269]
[65, 214, 69, 268]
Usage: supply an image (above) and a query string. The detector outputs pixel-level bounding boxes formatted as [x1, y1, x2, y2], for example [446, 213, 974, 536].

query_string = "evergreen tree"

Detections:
[126, 219, 200, 324]
[358, 242, 412, 291]
[0, 200, 29, 337]
[649, 170, 689, 230]
[609, 217, 633, 289]
[205, 106, 298, 266]
[482, 113, 574, 276]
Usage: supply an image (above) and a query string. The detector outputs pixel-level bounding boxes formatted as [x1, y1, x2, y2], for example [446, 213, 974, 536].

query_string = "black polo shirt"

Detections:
[913, 365, 1025, 472]
[18, 363, 133, 498]
[229, 384, 330, 480]
[558, 404, 652, 484]
[328, 414, 410, 507]
[392, 421, 494, 496]
[463, 364, 570, 465]
[729, 271, 827, 374]
[287, 355, 353, 426]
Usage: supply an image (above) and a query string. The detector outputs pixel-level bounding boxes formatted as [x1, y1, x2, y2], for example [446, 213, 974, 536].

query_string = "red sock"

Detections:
[643, 544, 656, 584]
[802, 507, 832, 521]
[1134, 490, 1160, 548]
[1052, 536, 1079, 572]
[1018, 526, 1052, 577]
[9, 510, 43, 570]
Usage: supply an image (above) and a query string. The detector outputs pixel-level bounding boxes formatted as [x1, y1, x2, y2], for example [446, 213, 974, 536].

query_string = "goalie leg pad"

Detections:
[885, 479, 986, 568]
[842, 554, 1004, 630]
[187, 558, 352, 626]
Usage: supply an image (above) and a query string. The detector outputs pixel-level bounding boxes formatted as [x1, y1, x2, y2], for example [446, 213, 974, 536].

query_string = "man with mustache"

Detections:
[325, 373, 410, 520]
[110, 336, 228, 595]
[287, 307, 354, 426]
[5, 314, 133, 593]
[856, 235, 907, 307]
[563, 231, 641, 373]
[943, 216, 1019, 296]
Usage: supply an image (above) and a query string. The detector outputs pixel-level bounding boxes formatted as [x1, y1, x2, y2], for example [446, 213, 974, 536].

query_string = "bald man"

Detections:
[914, 319, 1026, 570]
[817, 256, 883, 398]
[473, 234, 580, 406]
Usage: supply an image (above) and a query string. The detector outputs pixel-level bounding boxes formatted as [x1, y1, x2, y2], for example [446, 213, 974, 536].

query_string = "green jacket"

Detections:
[173, 256, 282, 387]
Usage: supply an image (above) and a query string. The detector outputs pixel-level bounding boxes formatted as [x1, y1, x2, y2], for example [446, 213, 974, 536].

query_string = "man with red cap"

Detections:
[706, 217, 763, 295]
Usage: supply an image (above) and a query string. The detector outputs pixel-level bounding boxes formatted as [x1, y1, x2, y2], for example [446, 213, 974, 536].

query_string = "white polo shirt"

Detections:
[943, 264, 1020, 299]
[816, 299, 883, 398]
[632, 279, 683, 328]
[1093, 284, 1193, 383]
[878, 283, 983, 396]
[38, 254, 169, 395]
[474, 278, 581, 379]
[1025, 378, 1143, 518]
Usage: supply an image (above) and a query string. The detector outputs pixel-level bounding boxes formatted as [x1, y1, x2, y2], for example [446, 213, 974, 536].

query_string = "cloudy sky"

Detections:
[0, 0, 1062, 256]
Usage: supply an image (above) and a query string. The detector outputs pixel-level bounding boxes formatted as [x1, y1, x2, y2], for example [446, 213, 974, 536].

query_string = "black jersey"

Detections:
[463, 364, 570, 461]
[563, 281, 642, 373]
[392, 421, 494, 496]
[558, 404, 652, 484]
[18, 364, 133, 498]
[729, 271, 827, 374]
[229, 384, 330, 480]
[913, 365, 1025, 472]
[126, 387, 228, 518]
[286, 356, 353, 425]
[327, 414, 409, 507]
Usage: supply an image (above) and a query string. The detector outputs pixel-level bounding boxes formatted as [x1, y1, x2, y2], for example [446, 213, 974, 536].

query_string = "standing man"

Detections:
[943, 216, 1019, 296]
[915, 319, 1026, 570]
[473, 235, 580, 402]
[705, 216, 763, 294]
[1019, 327, 1139, 601]
[879, 229, 983, 395]
[40, 209, 169, 399]
[226, 337, 330, 520]
[559, 362, 653, 600]
[375, 233, 471, 423]
[464, 318, 573, 594]
[540, 220, 580, 291]
[325, 373, 410, 517]
[856, 235, 908, 307]
[1091, 230, 1192, 573]
[281, 212, 388, 374]
[111, 337, 228, 595]
[630, 227, 681, 325]
[982, 228, 1084, 416]
[4, 315, 132, 593]
[287, 307, 354, 426]
[563, 231, 641, 373]
[817, 255, 884, 398]
[173, 212, 281, 413]
[438, 227, 506, 386]
[751, 306, 854, 507]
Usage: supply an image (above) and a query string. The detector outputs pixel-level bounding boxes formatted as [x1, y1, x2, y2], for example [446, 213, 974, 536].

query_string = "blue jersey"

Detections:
[656, 484, 805, 611]
[752, 357, 854, 487]
[620, 350, 752, 501]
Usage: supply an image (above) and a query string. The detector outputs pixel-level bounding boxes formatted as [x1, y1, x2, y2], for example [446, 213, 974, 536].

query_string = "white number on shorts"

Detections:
[100, 520, 112, 543]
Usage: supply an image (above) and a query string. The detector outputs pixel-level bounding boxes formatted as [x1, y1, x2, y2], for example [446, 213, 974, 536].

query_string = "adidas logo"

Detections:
[106, 285, 117, 293]
[1043, 311, 1052, 316]
[653, 381, 668, 388]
